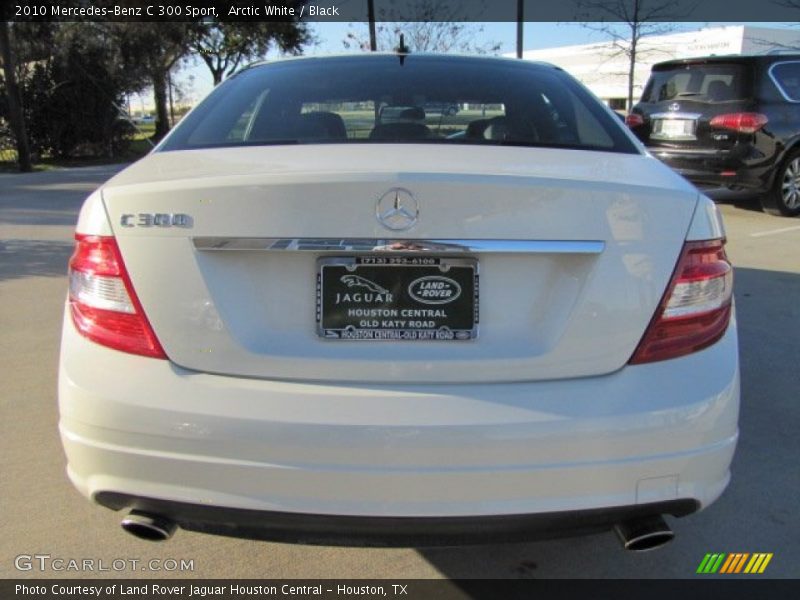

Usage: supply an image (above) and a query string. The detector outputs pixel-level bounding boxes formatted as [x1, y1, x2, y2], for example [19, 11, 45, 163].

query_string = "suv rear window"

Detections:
[641, 64, 748, 103]
[769, 62, 800, 102]
[161, 56, 637, 154]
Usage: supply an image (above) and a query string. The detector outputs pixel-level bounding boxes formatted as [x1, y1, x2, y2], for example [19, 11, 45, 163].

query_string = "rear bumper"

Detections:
[647, 146, 773, 191]
[96, 493, 698, 546]
[59, 311, 740, 540]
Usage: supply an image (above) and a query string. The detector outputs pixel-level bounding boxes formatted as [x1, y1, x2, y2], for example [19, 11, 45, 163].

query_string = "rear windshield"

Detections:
[770, 61, 800, 102]
[160, 56, 637, 154]
[641, 63, 749, 103]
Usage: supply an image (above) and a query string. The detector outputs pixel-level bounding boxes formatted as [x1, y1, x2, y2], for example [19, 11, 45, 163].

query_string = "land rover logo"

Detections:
[376, 188, 418, 231]
[408, 276, 461, 305]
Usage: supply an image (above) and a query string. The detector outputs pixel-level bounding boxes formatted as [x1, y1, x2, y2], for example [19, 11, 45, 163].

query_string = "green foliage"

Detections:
[8, 25, 141, 158]
[113, 22, 195, 140]
[0, 18, 310, 161]
[190, 21, 311, 85]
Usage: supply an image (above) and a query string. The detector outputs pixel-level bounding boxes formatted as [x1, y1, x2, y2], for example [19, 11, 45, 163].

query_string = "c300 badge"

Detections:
[120, 213, 192, 228]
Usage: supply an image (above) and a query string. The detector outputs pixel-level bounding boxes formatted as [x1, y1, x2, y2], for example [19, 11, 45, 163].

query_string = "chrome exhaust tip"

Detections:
[121, 510, 177, 541]
[614, 515, 674, 552]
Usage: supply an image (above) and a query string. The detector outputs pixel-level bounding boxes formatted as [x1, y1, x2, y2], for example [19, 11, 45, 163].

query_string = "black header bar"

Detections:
[4, 0, 800, 23]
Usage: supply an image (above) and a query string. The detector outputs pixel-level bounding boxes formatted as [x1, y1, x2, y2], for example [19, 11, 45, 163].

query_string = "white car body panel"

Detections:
[686, 194, 727, 241]
[76, 189, 113, 236]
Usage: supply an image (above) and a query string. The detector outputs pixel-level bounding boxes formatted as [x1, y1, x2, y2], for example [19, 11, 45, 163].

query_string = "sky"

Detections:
[129, 21, 799, 112]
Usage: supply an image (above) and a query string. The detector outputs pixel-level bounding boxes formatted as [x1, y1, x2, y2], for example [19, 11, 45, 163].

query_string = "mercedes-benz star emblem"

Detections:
[376, 188, 419, 231]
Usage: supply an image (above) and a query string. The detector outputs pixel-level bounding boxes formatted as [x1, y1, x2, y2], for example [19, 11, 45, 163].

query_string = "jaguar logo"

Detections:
[408, 276, 461, 305]
[335, 275, 392, 305]
[340, 275, 390, 295]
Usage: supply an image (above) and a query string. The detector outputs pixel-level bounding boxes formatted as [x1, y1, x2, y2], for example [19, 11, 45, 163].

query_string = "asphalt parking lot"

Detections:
[0, 165, 798, 579]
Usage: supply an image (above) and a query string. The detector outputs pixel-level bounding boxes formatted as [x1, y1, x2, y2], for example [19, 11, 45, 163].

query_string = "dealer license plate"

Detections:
[317, 256, 478, 341]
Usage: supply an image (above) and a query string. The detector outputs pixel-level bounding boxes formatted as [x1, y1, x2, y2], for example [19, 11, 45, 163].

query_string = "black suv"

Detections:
[627, 55, 800, 216]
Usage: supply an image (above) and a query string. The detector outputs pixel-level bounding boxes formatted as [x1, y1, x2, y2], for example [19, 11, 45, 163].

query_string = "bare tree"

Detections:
[343, 0, 500, 55]
[576, 0, 694, 110]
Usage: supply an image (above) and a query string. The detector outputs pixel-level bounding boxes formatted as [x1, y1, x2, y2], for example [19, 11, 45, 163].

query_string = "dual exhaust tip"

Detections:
[120, 510, 674, 551]
[120, 510, 177, 542]
[614, 514, 674, 552]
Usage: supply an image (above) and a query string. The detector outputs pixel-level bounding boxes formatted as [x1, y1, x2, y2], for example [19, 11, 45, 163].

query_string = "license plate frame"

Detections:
[651, 118, 697, 141]
[316, 256, 479, 341]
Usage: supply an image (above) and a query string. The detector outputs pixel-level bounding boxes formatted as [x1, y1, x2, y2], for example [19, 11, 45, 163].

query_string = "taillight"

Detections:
[709, 112, 768, 134]
[625, 113, 644, 128]
[68, 234, 166, 359]
[629, 239, 733, 364]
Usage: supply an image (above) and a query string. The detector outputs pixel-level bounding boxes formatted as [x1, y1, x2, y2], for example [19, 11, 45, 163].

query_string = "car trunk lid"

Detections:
[101, 144, 697, 384]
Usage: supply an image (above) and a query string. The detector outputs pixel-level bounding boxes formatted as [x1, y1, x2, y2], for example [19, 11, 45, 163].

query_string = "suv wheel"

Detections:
[762, 150, 800, 217]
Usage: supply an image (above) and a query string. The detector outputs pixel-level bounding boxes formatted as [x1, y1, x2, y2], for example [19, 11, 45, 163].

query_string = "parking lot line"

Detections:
[749, 225, 800, 238]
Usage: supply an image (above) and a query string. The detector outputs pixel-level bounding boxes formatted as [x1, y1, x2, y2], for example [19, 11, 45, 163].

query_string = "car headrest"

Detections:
[297, 112, 347, 139]
[706, 80, 732, 101]
[369, 122, 432, 140]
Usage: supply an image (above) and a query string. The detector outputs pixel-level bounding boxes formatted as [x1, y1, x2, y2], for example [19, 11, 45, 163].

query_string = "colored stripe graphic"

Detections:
[720, 553, 749, 573]
[758, 554, 774, 573]
[696, 554, 713, 573]
[719, 554, 737, 574]
[744, 553, 774, 574]
[700, 552, 773, 575]
[734, 553, 750, 573]
[711, 554, 726, 573]
[697, 552, 774, 575]
[697, 553, 727, 574]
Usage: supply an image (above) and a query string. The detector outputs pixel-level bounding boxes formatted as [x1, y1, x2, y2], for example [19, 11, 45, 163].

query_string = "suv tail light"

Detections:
[625, 113, 644, 128]
[630, 239, 733, 364]
[68, 234, 166, 359]
[709, 112, 768, 134]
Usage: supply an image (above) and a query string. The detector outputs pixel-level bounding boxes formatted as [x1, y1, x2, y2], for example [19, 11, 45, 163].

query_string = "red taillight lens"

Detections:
[629, 239, 733, 364]
[625, 113, 644, 128]
[68, 234, 166, 359]
[709, 112, 768, 134]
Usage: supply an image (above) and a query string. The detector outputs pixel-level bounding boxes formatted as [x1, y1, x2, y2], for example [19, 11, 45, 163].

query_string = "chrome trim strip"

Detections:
[192, 238, 605, 254]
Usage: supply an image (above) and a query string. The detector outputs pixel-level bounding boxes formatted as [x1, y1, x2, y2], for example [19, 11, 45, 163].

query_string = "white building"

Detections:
[518, 26, 800, 110]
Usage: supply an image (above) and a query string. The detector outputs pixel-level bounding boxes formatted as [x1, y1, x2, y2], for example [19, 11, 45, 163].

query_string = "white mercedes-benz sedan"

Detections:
[58, 54, 739, 551]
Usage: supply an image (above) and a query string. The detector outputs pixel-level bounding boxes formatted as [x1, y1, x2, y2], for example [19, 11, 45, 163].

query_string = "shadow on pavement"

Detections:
[416, 267, 799, 578]
[0, 165, 126, 282]
[0, 164, 127, 227]
[705, 189, 764, 214]
[0, 239, 73, 282]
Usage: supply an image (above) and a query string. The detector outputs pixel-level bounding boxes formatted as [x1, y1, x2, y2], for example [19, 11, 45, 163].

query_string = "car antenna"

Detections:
[396, 34, 410, 66]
